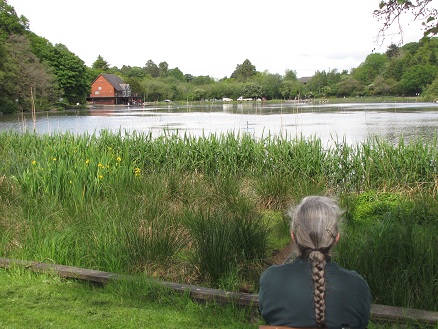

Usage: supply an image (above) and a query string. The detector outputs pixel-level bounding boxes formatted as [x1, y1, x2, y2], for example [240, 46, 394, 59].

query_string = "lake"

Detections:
[1, 101, 438, 145]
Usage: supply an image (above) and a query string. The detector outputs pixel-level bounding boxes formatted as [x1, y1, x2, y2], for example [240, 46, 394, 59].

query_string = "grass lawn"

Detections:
[0, 268, 259, 329]
[1, 268, 434, 329]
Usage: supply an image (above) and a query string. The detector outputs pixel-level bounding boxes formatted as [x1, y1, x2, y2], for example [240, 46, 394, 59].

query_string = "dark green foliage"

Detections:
[184, 200, 268, 285]
[398, 64, 438, 95]
[230, 59, 257, 82]
[0, 0, 28, 41]
[92, 55, 110, 71]
[337, 191, 438, 311]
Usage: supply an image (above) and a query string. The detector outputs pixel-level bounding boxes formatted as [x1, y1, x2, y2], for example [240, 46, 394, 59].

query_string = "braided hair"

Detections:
[289, 196, 341, 328]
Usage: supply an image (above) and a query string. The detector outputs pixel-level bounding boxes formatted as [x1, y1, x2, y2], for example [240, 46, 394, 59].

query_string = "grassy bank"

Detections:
[0, 130, 437, 312]
[0, 269, 432, 329]
[0, 268, 258, 329]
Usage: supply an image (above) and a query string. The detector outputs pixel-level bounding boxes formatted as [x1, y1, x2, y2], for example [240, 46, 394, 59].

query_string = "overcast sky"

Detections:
[9, 0, 425, 79]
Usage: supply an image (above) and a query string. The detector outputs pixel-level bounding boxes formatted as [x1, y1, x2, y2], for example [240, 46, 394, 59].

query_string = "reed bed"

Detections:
[0, 130, 437, 311]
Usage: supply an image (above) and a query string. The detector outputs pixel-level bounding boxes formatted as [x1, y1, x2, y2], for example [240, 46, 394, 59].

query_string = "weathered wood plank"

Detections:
[0, 257, 436, 325]
[370, 303, 438, 325]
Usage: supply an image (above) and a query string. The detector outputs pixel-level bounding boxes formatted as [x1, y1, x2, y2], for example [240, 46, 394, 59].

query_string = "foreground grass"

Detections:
[0, 268, 259, 329]
[1, 269, 433, 329]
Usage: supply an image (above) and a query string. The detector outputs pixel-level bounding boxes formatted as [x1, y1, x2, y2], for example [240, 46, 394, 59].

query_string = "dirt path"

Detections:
[271, 242, 295, 264]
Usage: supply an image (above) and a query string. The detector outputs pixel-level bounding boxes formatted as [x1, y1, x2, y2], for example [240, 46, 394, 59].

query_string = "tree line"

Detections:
[1, 0, 438, 114]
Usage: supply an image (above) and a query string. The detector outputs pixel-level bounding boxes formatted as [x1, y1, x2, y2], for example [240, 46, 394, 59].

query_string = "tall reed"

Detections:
[1, 130, 437, 310]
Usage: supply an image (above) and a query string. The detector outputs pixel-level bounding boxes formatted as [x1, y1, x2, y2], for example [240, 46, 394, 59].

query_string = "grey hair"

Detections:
[288, 196, 343, 328]
[289, 196, 341, 254]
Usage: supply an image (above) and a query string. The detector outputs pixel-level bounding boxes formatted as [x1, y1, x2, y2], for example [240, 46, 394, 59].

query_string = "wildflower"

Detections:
[53, 157, 57, 161]
[116, 156, 122, 162]
[85, 159, 90, 165]
[98, 163, 103, 168]
[31, 160, 36, 165]
[99, 175, 103, 179]
[133, 167, 142, 177]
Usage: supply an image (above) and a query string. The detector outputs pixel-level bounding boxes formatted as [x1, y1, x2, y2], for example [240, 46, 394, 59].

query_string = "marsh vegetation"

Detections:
[0, 130, 437, 313]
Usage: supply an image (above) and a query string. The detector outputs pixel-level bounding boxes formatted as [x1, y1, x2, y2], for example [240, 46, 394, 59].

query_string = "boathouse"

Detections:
[88, 74, 134, 105]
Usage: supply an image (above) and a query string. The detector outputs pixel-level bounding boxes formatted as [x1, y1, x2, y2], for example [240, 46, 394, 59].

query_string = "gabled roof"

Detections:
[298, 76, 312, 84]
[96, 74, 126, 91]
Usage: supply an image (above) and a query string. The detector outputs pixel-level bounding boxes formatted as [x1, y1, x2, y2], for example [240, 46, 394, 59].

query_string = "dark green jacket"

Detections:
[259, 258, 371, 329]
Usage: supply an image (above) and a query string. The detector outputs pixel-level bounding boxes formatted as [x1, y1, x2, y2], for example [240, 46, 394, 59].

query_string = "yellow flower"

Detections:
[133, 167, 141, 176]
[99, 175, 103, 179]
[85, 159, 90, 164]
[98, 163, 103, 168]
[52, 157, 57, 161]
[116, 156, 122, 162]
[31, 160, 36, 165]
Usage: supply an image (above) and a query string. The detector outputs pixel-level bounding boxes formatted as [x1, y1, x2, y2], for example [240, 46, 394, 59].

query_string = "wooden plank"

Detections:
[0, 257, 436, 325]
[370, 303, 438, 325]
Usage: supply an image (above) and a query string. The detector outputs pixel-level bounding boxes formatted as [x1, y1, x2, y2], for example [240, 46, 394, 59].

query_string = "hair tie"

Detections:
[326, 228, 336, 239]
[310, 246, 331, 254]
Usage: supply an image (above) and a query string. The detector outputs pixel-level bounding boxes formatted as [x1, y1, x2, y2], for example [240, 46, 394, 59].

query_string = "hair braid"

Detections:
[290, 196, 342, 328]
[310, 251, 327, 328]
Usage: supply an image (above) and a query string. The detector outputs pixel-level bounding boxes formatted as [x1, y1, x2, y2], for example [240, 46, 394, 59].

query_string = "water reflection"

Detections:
[1, 102, 438, 145]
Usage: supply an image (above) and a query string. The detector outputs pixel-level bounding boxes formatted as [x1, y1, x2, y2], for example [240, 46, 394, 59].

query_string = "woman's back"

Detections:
[258, 196, 371, 329]
[259, 258, 371, 329]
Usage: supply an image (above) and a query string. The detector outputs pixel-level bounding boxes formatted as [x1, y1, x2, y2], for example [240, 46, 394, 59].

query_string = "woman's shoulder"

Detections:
[328, 263, 370, 287]
[261, 259, 308, 279]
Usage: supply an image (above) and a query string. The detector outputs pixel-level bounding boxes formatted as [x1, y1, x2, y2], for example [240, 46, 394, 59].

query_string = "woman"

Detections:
[259, 196, 371, 329]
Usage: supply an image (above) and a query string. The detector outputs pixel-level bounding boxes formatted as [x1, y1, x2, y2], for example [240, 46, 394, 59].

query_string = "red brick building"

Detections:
[88, 74, 134, 105]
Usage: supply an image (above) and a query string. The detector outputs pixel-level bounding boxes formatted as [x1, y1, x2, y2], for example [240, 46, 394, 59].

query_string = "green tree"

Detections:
[398, 64, 438, 95]
[242, 83, 261, 98]
[284, 69, 297, 81]
[386, 44, 400, 58]
[335, 77, 365, 97]
[3, 33, 58, 112]
[306, 71, 328, 96]
[352, 53, 387, 85]
[193, 88, 206, 100]
[260, 73, 282, 100]
[27, 32, 89, 104]
[126, 77, 144, 96]
[142, 78, 174, 101]
[47, 44, 89, 104]
[0, 0, 28, 41]
[423, 76, 438, 100]
[158, 61, 169, 77]
[168, 67, 185, 81]
[369, 76, 399, 95]
[191, 75, 214, 85]
[384, 58, 404, 81]
[230, 59, 257, 82]
[279, 80, 306, 99]
[92, 55, 110, 71]
[122, 66, 145, 79]
[209, 80, 243, 100]
[184, 74, 194, 82]
[429, 50, 437, 65]
[144, 59, 159, 78]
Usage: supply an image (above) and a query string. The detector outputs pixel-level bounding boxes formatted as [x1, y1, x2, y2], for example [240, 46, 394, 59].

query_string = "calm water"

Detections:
[1, 102, 438, 145]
